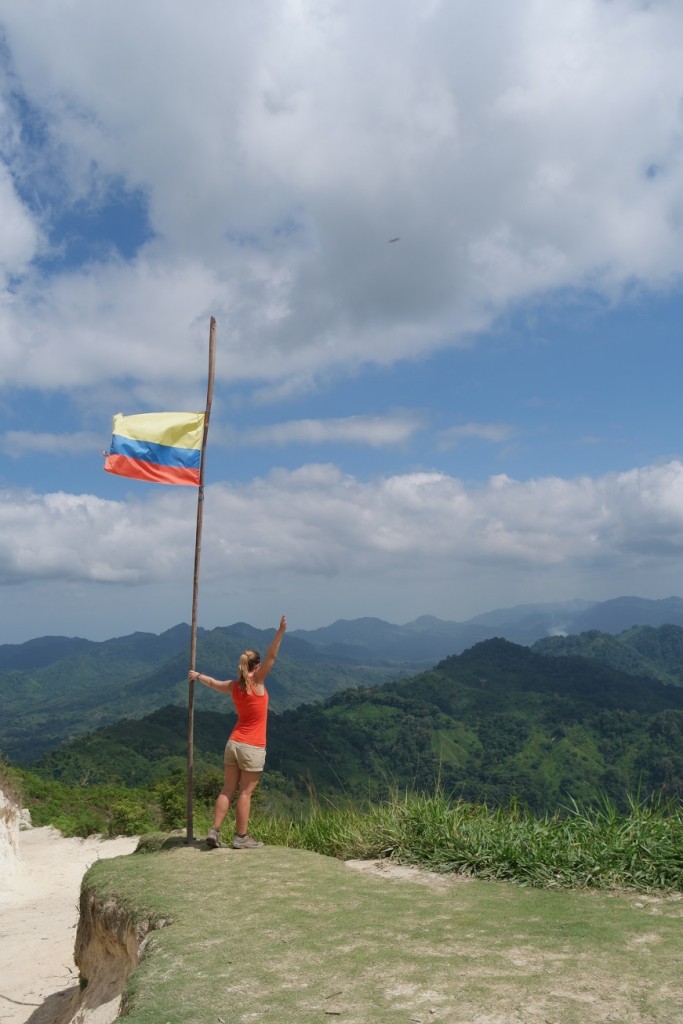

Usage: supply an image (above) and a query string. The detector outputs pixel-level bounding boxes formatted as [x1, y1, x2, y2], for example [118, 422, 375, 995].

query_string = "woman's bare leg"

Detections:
[234, 771, 261, 835]
[213, 764, 240, 830]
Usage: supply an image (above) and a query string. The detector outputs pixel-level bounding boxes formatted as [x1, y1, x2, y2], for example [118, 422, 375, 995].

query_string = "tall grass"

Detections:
[7, 762, 681, 892]
[252, 790, 683, 892]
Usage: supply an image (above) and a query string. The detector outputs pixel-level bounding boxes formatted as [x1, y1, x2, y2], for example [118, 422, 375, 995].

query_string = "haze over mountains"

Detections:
[289, 596, 683, 664]
[4, 594, 683, 672]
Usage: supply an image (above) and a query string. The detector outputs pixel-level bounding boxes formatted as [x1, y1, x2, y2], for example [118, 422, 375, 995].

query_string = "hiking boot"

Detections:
[231, 834, 263, 849]
[206, 828, 223, 848]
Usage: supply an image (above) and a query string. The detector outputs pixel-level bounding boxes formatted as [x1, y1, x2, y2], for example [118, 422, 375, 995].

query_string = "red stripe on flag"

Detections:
[104, 454, 200, 486]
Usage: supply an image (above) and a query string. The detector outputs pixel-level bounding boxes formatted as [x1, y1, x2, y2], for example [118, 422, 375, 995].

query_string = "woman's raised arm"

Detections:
[254, 614, 287, 682]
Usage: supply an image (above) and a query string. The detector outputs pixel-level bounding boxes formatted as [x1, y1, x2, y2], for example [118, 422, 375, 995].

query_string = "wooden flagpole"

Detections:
[186, 315, 217, 843]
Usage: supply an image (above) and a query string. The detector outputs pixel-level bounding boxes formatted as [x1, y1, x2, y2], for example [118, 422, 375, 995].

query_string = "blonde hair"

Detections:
[237, 649, 261, 693]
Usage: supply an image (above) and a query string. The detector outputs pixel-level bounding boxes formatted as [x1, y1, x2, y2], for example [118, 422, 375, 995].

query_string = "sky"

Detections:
[1, 0, 682, 644]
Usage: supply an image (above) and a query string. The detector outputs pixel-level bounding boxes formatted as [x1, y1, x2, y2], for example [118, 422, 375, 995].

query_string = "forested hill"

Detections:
[0, 623, 405, 763]
[30, 638, 683, 813]
[5, 610, 683, 767]
[532, 624, 683, 686]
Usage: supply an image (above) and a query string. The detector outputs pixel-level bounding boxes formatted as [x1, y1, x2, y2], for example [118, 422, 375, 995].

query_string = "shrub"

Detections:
[155, 779, 186, 829]
[0, 756, 23, 807]
[109, 796, 156, 836]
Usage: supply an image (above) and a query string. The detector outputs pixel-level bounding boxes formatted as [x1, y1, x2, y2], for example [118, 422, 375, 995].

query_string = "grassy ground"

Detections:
[83, 839, 682, 1024]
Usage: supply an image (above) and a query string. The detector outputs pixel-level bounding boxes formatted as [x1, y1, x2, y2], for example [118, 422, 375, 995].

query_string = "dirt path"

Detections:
[0, 827, 138, 1024]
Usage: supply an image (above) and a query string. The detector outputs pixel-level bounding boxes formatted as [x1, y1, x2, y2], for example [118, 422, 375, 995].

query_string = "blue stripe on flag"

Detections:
[110, 435, 201, 470]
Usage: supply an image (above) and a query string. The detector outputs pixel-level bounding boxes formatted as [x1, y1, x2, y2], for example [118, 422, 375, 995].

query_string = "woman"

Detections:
[188, 614, 286, 849]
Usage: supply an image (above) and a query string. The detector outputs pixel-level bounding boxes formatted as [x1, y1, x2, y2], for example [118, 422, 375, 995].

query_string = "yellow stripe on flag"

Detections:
[112, 412, 205, 450]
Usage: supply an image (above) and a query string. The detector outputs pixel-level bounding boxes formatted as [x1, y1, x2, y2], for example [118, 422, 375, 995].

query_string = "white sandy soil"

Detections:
[0, 827, 138, 1024]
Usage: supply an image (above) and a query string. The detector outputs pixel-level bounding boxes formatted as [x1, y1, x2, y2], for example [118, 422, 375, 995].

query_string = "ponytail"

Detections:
[237, 649, 261, 693]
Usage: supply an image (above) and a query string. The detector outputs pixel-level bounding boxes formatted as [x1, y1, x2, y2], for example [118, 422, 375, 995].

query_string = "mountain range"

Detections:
[28, 636, 683, 814]
[3, 595, 683, 765]
[290, 595, 683, 658]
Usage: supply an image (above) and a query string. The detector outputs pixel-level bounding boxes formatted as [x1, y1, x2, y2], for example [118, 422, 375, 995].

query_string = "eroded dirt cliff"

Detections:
[64, 889, 171, 1024]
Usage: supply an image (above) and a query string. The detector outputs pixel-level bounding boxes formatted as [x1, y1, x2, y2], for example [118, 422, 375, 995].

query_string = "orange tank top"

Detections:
[230, 684, 268, 747]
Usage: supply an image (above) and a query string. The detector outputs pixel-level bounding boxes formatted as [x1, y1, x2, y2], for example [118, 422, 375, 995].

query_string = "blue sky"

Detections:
[1, 0, 682, 643]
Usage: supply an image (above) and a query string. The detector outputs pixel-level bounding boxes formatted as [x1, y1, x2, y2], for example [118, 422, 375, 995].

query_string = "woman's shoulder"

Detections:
[232, 680, 266, 696]
[244, 682, 267, 697]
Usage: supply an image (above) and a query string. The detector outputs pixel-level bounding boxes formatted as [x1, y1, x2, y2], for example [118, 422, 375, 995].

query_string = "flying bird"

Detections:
[388, 237, 400, 243]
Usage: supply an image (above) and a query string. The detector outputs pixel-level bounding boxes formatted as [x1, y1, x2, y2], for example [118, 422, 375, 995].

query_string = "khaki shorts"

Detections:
[224, 738, 266, 773]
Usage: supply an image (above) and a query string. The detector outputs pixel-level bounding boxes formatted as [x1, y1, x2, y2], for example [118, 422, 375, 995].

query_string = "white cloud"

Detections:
[1, 459, 682, 640]
[0, 161, 41, 282]
[0, 488, 195, 585]
[221, 413, 424, 448]
[438, 421, 517, 448]
[0, 1, 682, 399]
[0, 430, 103, 457]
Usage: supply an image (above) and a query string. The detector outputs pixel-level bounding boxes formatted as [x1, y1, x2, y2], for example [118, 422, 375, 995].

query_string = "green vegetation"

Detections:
[0, 756, 23, 806]
[10, 758, 305, 839]
[0, 623, 404, 762]
[15, 769, 161, 837]
[25, 639, 683, 814]
[253, 790, 683, 892]
[533, 623, 683, 685]
[6, 615, 682, 766]
[5, 633, 683, 892]
[9, 760, 682, 893]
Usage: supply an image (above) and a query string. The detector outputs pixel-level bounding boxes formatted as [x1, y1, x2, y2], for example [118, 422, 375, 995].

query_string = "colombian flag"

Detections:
[104, 412, 205, 486]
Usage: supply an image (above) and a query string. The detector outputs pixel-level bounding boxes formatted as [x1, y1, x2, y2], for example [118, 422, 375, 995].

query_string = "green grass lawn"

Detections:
[79, 840, 682, 1024]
